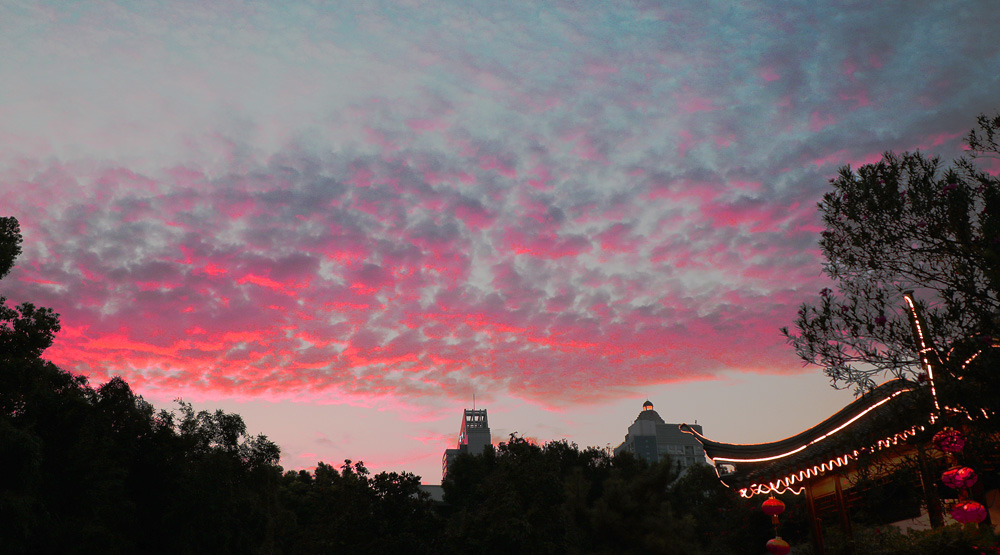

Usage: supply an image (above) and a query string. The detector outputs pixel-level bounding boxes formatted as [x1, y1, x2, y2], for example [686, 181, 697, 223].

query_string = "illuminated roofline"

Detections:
[709, 389, 909, 464]
[680, 379, 915, 459]
[903, 292, 941, 418]
[730, 337, 1000, 499]
[691, 295, 999, 498]
[736, 422, 926, 498]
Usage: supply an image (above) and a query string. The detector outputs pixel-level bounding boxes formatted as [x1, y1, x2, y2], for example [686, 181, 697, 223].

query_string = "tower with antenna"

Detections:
[441, 406, 492, 482]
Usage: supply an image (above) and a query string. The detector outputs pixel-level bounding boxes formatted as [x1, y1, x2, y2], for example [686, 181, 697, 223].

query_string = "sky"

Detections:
[2, 0, 999, 483]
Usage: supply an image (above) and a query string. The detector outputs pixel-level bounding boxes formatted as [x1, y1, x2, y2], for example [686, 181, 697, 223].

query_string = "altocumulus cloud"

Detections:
[1, 0, 999, 411]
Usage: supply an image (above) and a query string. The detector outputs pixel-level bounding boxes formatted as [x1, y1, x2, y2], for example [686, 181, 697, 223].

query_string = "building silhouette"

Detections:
[442, 408, 492, 481]
[614, 400, 705, 469]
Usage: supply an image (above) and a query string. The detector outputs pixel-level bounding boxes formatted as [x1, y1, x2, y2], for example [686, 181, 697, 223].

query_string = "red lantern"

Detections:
[766, 537, 791, 555]
[933, 427, 966, 453]
[942, 466, 978, 490]
[951, 501, 988, 524]
[762, 497, 785, 517]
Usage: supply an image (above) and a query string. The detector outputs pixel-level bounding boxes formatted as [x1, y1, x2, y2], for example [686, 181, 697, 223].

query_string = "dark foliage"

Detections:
[276, 460, 442, 553]
[441, 434, 768, 554]
[0, 216, 21, 279]
[0, 362, 285, 553]
[782, 113, 1000, 394]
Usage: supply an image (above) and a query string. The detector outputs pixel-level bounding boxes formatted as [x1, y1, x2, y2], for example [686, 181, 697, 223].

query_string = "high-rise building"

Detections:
[442, 408, 492, 481]
[613, 400, 705, 469]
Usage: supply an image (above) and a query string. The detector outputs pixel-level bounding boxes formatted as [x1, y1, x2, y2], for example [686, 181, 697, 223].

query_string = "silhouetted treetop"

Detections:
[783, 113, 1000, 392]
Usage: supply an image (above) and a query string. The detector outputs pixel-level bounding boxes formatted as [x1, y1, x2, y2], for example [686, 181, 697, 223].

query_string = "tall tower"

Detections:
[442, 408, 492, 481]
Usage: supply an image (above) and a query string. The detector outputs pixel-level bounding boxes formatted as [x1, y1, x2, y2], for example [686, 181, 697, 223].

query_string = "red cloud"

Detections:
[5, 141, 840, 412]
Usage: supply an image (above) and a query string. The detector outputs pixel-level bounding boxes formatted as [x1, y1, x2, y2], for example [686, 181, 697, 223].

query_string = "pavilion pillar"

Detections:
[805, 479, 826, 555]
[834, 474, 853, 553]
[834, 475, 852, 535]
[917, 449, 945, 528]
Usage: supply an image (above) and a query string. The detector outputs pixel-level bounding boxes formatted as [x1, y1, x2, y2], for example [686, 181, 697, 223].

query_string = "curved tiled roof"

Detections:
[679, 379, 930, 495]
[681, 379, 916, 460]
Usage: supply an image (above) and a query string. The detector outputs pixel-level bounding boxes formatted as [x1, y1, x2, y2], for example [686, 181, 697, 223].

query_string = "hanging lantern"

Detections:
[765, 537, 791, 555]
[762, 497, 785, 517]
[941, 466, 978, 490]
[761, 497, 790, 552]
[951, 501, 988, 524]
[933, 427, 966, 453]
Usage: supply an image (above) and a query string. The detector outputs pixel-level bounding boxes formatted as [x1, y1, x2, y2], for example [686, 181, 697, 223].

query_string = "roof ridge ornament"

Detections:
[903, 291, 942, 420]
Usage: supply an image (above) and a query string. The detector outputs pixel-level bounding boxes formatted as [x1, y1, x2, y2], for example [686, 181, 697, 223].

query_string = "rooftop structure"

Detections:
[614, 400, 705, 469]
[442, 408, 492, 481]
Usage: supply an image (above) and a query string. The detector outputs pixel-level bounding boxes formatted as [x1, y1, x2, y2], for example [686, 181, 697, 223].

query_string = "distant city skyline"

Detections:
[1, 1, 998, 483]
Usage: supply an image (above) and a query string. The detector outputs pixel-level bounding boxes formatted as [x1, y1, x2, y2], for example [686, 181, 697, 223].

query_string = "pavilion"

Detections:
[681, 293, 1000, 553]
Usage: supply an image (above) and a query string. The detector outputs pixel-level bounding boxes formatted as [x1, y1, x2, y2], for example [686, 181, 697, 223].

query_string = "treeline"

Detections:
[0, 336, 777, 553]
[0, 357, 776, 553]
[1, 364, 283, 553]
[1, 362, 775, 553]
[440, 436, 777, 554]
[2, 216, 777, 553]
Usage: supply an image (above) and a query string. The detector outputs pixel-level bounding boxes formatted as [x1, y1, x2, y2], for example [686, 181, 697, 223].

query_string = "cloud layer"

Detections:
[2, 1, 999, 418]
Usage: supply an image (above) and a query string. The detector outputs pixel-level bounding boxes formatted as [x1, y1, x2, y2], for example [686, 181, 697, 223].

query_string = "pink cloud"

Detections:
[808, 149, 885, 168]
[238, 273, 308, 297]
[842, 59, 858, 79]
[505, 228, 591, 259]
[478, 155, 517, 178]
[559, 128, 608, 164]
[453, 202, 495, 229]
[809, 111, 836, 132]
[713, 134, 737, 148]
[676, 129, 695, 158]
[646, 177, 720, 202]
[596, 223, 638, 253]
[701, 200, 783, 233]
[407, 117, 449, 133]
[674, 87, 719, 113]
[925, 131, 963, 148]
[526, 164, 554, 191]
[583, 61, 620, 78]
[759, 66, 781, 82]
[570, 134, 607, 164]
[4, 139, 839, 415]
[838, 89, 871, 108]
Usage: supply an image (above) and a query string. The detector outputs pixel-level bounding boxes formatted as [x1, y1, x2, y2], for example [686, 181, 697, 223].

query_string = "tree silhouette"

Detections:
[782, 113, 1000, 393]
[441, 434, 764, 554]
[0, 217, 284, 553]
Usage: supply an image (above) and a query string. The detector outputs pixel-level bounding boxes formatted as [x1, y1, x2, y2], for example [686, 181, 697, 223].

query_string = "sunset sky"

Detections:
[2, 1, 999, 483]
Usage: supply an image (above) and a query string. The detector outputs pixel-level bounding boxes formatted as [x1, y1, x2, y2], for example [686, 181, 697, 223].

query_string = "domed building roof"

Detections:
[635, 400, 665, 424]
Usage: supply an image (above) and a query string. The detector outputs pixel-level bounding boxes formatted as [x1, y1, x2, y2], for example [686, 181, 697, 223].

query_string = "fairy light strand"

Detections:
[903, 293, 941, 418]
[734, 423, 926, 498]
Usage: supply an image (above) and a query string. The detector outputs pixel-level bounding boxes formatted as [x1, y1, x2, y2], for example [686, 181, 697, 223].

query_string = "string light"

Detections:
[736, 424, 925, 498]
[903, 293, 940, 417]
[711, 389, 911, 465]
